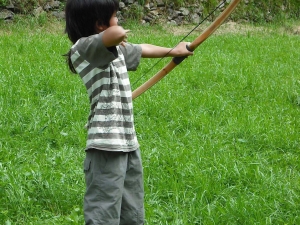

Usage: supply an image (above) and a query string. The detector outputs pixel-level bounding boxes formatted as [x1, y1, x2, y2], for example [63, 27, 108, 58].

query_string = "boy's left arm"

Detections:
[140, 42, 193, 58]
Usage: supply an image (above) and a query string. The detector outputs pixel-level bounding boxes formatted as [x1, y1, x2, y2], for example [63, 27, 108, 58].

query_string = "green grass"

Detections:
[0, 17, 300, 224]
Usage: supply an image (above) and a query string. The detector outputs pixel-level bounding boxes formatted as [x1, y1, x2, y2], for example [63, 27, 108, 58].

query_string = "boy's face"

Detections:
[96, 12, 118, 33]
[109, 12, 118, 27]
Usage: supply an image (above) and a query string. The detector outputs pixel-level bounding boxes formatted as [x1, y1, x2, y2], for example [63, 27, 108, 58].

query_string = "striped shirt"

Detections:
[70, 32, 142, 152]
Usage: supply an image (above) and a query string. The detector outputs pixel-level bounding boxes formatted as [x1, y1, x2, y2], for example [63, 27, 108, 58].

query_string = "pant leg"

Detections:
[83, 149, 128, 225]
[120, 149, 145, 225]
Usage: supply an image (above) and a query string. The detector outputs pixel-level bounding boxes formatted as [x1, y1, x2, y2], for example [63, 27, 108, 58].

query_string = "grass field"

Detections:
[0, 16, 299, 224]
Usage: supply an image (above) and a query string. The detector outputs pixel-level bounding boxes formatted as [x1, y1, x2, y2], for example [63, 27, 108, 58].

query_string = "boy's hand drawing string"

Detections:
[132, 0, 241, 100]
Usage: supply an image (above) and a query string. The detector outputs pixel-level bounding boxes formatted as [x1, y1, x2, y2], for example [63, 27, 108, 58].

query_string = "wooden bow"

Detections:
[132, 0, 241, 100]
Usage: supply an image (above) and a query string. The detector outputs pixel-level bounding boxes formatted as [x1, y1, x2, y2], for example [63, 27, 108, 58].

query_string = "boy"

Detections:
[64, 0, 193, 224]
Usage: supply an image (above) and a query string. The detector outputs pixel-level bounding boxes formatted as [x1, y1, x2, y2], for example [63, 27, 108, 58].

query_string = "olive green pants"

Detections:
[83, 149, 144, 225]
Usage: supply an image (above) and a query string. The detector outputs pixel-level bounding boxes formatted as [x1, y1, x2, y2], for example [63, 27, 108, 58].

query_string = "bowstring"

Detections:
[132, 0, 227, 87]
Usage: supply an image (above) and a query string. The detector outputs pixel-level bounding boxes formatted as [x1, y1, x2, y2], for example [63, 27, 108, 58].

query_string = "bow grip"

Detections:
[172, 44, 194, 65]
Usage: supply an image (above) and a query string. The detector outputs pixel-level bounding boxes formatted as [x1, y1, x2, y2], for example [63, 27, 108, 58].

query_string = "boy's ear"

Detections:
[95, 21, 106, 33]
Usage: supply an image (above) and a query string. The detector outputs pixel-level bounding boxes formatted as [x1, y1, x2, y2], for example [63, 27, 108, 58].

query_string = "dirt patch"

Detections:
[294, 26, 300, 34]
[164, 21, 300, 37]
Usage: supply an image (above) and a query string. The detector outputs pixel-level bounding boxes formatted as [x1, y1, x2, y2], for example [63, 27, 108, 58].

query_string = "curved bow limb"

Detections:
[132, 0, 241, 100]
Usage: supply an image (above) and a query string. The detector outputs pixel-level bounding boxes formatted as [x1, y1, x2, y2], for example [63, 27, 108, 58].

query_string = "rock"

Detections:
[191, 13, 200, 24]
[193, 6, 203, 15]
[52, 11, 65, 20]
[167, 20, 177, 26]
[169, 10, 180, 20]
[168, 2, 175, 9]
[0, 9, 14, 20]
[49, 1, 60, 9]
[156, 0, 164, 7]
[119, 2, 126, 9]
[175, 16, 184, 25]
[40, 0, 60, 11]
[149, 3, 155, 9]
[43, 3, 52, 11]
[179, 7, 189, 16]
[149, 10, 159, 16]
[143, 15, 152, 22]
[33, 6, 44, 17]
[294, 26, 300, 35]
[219, 1, 225, 8]
[6, 2, 14, 11]
[144, 3, 150, 10]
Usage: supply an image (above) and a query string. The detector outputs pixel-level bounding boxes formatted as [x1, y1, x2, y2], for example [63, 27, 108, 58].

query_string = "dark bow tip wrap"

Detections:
[172, 44, 194, 65]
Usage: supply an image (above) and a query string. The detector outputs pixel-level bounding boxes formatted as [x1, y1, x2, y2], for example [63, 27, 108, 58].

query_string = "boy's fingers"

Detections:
[183, 42, 193, 55]
[124, 30, 130, 40]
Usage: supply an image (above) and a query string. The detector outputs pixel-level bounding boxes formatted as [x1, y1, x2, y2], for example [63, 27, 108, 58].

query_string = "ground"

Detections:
[1, 17, 299, 37]
[167, 20, 300, 36]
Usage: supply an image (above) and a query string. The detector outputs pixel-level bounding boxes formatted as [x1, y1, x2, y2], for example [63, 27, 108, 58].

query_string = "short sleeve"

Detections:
[119, 43, 142, 71]
[73, 32, 118, 69]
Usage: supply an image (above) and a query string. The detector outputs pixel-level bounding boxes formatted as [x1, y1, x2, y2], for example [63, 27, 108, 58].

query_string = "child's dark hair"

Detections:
[64, 0, 119, 73]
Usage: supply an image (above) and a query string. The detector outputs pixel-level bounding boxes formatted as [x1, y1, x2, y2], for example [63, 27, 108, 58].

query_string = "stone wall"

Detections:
[0, 0, 232, 25]
[0, 0, 64, 21]
[0, 0, 299, 24]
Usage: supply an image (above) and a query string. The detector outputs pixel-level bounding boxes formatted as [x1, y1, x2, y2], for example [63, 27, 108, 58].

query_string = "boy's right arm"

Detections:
[102, 26, 129, 47]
